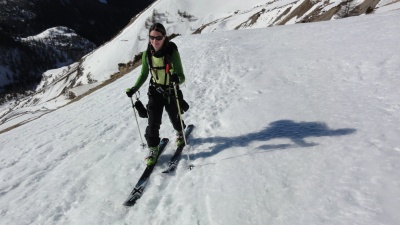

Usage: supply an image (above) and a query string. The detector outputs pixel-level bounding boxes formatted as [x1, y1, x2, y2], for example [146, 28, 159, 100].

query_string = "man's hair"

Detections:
[149, 23, 166, 36]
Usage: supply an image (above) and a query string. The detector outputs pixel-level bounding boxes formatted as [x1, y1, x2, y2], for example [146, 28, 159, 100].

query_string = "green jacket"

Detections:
[133, 45, 185, 90]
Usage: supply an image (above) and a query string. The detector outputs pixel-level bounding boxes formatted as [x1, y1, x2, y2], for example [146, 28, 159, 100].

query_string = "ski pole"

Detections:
[172, 83, 194, 170]
[130, 96, 146, 149]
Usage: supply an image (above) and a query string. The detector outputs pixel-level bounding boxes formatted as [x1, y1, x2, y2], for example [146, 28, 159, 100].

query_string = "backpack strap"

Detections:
[164, 42, 177, 66]
[147, 42, 178, 87]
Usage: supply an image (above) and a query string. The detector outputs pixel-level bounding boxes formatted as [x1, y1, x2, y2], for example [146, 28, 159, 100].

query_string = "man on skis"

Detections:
[126, 23, 188, 166]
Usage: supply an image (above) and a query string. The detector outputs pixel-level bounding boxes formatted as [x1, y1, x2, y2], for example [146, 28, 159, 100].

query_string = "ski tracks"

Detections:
[140, 163, 214, 225]
[183, 39, 241, 135]
[133, 38, 246, 224]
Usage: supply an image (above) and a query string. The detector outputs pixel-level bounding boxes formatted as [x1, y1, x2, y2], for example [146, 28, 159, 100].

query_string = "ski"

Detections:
[162, 124, 194, 173]
[123, 138, 169, 207]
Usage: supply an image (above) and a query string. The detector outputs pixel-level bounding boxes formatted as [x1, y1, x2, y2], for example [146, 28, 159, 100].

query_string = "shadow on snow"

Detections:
[190, 120, 356, 160]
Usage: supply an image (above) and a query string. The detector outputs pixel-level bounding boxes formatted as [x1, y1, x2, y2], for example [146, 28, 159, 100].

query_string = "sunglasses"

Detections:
[149, 35, 164, 41]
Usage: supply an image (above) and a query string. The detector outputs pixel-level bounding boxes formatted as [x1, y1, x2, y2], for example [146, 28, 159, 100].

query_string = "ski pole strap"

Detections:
[135, 91, 141, 101]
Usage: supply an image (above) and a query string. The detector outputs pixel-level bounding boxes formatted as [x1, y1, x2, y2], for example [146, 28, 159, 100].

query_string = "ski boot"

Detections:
[146, 146, 159, 166]
[176, 131, 185, 147]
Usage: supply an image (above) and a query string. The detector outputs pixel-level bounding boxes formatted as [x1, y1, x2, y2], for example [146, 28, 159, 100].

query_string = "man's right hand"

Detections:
[126, 87, 137, 97]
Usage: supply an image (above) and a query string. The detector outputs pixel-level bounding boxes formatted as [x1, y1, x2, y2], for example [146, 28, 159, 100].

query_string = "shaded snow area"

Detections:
[1, 11, 400, 225]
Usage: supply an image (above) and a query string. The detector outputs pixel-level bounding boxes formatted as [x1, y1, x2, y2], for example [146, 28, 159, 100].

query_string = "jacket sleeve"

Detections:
[133, 51, 150, 90]
[171, 49, 185, 85]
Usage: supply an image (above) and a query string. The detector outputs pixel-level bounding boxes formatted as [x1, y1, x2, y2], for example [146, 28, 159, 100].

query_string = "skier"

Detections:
[126, 23, 187, 166]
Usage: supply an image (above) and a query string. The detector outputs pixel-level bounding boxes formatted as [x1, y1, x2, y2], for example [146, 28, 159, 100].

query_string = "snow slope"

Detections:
[1, 10, 400, 225]
[4, 0, 399, 132]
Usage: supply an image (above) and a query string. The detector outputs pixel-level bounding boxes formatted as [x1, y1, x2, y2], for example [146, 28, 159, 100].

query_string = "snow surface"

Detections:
[1, 10, 400, 225]
[376, 1, 400, 13]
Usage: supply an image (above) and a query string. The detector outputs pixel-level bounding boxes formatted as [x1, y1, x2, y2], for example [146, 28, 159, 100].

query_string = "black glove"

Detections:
[126, 87, 137, 97]
[170, 74, 179, 84]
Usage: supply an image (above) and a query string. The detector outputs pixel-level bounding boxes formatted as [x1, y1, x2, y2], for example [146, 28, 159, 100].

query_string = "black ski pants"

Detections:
[145, 86, 186, 147]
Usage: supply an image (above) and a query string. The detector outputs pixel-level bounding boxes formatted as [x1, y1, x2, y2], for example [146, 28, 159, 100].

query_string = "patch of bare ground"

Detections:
[277, 0, 314, 25]
[235, 9, 266, 29]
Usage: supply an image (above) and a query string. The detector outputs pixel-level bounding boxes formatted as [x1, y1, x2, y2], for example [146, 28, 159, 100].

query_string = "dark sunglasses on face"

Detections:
[149, 35, 164, 41]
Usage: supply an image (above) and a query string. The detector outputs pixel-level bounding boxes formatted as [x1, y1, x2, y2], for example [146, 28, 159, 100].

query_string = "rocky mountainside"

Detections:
[192, 0, 382, 33]
[0, 0, 155, 46]
[0, 0, 154, 100]
[0, 27, 96, 100]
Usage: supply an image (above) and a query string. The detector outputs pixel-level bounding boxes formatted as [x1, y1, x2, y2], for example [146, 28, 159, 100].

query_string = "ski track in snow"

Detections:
[184, 37, 241, 134]
[1, 11, 400, 225]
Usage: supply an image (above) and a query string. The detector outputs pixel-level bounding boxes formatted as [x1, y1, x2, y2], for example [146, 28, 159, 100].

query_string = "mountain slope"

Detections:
[2, 0, 399, 133]
[0, 0, 155, 108]
[0, 10, 399, 225]
[0, 26, 96, 87]
[0, 0, 155, 46]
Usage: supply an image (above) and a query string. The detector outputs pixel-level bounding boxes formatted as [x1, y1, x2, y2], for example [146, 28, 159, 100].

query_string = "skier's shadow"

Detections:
[190, 120, 356, 159]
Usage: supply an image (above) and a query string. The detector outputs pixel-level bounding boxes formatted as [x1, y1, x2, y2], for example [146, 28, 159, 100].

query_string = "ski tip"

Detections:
[123, 201, 136, 207]
[162, 166, 176, 173]
[162, 167, 175, 173]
